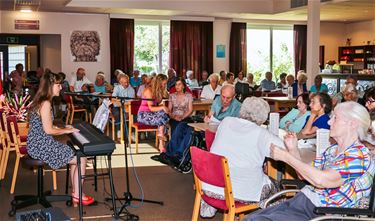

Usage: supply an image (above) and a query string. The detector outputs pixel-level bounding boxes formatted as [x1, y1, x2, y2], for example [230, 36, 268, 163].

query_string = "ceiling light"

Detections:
[14, 0, 41, 12]
[20, 9, 32, 13]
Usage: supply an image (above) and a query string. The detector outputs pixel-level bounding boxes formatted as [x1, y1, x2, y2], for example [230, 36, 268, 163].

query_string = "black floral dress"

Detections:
[27, 112, 74, 169]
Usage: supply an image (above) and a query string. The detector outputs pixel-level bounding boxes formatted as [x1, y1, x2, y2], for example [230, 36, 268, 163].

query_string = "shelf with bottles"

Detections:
[338, 45, 375, 72]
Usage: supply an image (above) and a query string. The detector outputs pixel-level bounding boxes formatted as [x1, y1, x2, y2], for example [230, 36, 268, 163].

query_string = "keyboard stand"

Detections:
[67, 142, 117, 221]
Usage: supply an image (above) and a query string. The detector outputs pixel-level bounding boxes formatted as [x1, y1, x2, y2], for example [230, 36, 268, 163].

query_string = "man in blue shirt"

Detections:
[204, 84, 241, 122]
[112, 74, 135, 138]
[260, 71, 276, 91]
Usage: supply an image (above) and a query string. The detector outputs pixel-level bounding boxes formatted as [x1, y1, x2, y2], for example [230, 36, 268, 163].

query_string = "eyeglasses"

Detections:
[367, 99, 375, 103]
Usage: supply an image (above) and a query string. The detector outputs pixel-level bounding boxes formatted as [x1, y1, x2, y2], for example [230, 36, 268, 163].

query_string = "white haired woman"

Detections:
[291, 71, 308, 97]
[186, 70, 199, 88]
[200, 97, 283, 218]
[245, 101, 375, 221]
[200, 73, 222, 100]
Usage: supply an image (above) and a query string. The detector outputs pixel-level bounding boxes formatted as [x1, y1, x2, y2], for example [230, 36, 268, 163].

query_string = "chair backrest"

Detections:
[267, 92, 286, 97]
[190, 146, 226, 187]
[204, 129, 216, 151]
[6, 115, 20, 145]
[130, 100, 142, 115]
[0, 109, 6, 133]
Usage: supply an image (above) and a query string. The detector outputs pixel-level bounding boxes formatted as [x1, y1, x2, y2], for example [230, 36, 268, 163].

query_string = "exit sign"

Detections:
[6, 37, 19, 44]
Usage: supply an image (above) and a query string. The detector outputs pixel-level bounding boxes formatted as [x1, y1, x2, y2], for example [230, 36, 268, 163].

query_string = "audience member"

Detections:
[112, 74, 136, 137]
[279, 93, 311, 133]
[27, 72, 95, 206]
[137, 74, 170, 152]
[199, 70, 209, 87]
[168, 77, 193, 132]
[167, 68, 177, 91]
[200, 97, 283, 218]
[310, 75, 328, 94]
[246, 101, 375, 221]
[111, 69, 124, 85]
[200, 73, 222, 100]
[219, 70, 226, 86]
[186, 70, 199, 88]
[341, 83, 365, 106]
[362, 87, 375, 151]
[69, 68, 92, 92]
[260, 72, 276, 91]
[332, 75, 362, 106]
[136, 74, 150, 98]
[292, 71, 307, 97]
[223, 72, 235, 85]
[300, 93, 331, 137]
[234, 71, 247, 84]
[130, 69, 142, 88]
[204, 84, 241, 122]
[9, 63, 26, 95]
[286, 74, 295, 87]
[94, 71, 112, 93]
[247, 73, 256, 88]
[277, 73, 288, 89]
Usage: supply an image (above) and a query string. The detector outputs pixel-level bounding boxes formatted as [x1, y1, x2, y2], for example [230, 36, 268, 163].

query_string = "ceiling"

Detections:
[0, 0, 374, 23]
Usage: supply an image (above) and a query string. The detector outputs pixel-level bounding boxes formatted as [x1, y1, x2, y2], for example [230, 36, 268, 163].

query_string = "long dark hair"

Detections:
[30, 72, 62, 112]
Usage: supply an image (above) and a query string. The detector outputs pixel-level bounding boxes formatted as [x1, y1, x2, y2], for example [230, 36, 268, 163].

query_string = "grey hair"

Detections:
[335, 101, 370, 140]
[186, 70, 194, 78]
[208, 73, 220, 82]
[342, 83, 358, 94]
[239, 97, 270, 125]
[297, 71, 307, 82]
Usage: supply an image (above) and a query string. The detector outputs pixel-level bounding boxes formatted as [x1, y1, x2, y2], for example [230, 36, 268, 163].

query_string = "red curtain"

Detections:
[170, 20, 213, 81]
[293, 25, 307, 76]
[110, 18, 134, 83]
[229, 22, 247, 76]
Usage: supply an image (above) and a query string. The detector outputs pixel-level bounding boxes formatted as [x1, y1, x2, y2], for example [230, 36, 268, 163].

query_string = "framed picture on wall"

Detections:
[70, 31, 101, 62]
[216, 44, 225, 58]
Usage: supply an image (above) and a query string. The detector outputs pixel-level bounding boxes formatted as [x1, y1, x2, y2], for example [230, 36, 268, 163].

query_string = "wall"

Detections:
[0, 11, 110, 83]
[320, 22, 346, 62]
[213, 19, 231, 73]
[26, 45, 38, 70]
[345, 20, 375, 46]
[40, 35, 61, 72]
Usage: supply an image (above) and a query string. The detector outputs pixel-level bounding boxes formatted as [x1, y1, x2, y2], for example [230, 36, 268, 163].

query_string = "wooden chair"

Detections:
[64, 95, 89, 125]
[128, 100, 158, 153]
[190, 146, 258, 220]
[0, 110, 26, 179]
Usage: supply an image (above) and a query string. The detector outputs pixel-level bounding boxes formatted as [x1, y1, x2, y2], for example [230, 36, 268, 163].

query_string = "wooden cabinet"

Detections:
[338, 45, 375, 72]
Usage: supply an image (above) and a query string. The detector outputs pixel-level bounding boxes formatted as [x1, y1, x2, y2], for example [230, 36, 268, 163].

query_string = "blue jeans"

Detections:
[112, 106, 128, 136]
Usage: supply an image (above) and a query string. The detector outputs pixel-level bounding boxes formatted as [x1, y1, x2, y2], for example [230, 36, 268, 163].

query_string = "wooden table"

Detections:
[188, 122, 218, 132]
[262, 96, 296, 111]
[192, 99, 213, 114]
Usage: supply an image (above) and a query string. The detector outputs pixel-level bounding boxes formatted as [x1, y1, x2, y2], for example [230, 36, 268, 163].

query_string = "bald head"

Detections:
[221, 84, 235, 108]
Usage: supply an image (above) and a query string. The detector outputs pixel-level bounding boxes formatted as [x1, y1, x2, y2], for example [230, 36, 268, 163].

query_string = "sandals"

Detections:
[72, 194, 95, 207]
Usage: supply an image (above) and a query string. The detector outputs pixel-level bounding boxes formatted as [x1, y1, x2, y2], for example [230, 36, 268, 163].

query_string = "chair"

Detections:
[8, 155, 71, 217]
[129, 100, 159, 153]
[64, 94, 89, 125]
[204, 129, 216, 151]
[0, 109, 27, 180]
[190, 146, 258, 221]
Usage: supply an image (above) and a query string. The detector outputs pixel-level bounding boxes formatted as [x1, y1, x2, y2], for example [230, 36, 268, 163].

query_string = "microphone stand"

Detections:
[64, 92, 163, 221]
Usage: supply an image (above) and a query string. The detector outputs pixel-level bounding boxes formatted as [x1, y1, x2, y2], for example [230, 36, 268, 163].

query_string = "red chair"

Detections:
[190, 146, 258, 221]
[129, 100, 159, 153]
[204, 129, 216, 151]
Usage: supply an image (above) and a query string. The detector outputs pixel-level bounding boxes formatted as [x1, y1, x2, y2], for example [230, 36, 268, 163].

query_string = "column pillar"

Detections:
[306, 0, 320, 88]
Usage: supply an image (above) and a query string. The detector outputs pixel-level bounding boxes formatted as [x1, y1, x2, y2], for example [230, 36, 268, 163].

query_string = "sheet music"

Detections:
[316, 129, 330, 157]
[268, 113, 279, 136]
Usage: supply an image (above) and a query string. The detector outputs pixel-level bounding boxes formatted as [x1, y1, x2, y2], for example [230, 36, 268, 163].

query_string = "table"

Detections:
[192, 99, 213, 114]
[188, 122, 218, 132]
[262, 96, 296, 111]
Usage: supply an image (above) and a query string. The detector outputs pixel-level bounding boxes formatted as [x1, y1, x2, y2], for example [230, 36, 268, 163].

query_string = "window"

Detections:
[8, 45, 26, 74]
[247, 26, 294, 84]
[134, 21, 170, 74]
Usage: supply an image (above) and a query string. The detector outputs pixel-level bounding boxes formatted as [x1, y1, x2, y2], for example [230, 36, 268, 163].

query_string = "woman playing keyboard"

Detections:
[27, 72, 94, 206]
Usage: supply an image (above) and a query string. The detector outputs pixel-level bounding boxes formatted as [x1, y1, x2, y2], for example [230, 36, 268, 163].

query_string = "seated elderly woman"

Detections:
[200, 73, 222, 100]
[244, 101, 375, 221]
[341, 83, 366, 106]
[279, 93, 311, 133]
[300, 93, 332, 137]
[291, 71, 308, 97]
[200, 97, 284, 218]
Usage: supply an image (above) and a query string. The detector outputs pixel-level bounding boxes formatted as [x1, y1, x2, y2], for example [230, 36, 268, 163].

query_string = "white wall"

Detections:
[213, 19, 231, 73]
[40, 35, 61, 72]
[345, 20, 375, 46]
[0, 11, 110, 83]
[320, 22, 346, 62]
